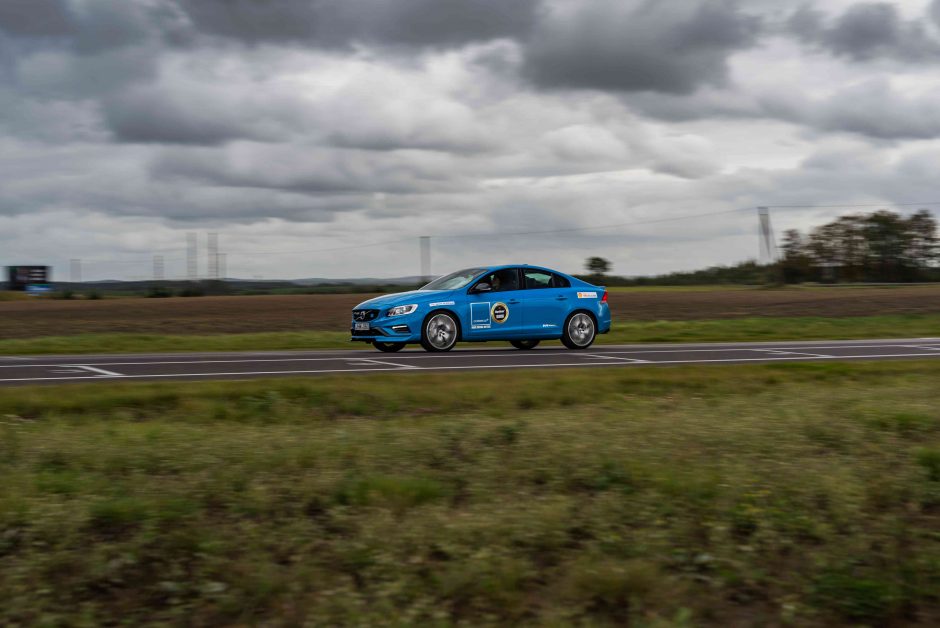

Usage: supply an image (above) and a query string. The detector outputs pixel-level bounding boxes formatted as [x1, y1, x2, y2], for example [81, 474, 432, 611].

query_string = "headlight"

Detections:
[386, 304, 418, 317]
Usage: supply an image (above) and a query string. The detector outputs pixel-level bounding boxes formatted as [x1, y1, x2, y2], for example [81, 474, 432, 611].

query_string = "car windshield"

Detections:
[420, 268, 487, 291]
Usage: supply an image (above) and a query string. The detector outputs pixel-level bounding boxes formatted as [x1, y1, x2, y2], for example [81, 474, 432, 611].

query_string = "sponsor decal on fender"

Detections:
[491, 302, 509, 324]
[470, 302, 492, 329]
[577, 291, 598, 299]
[429, 301, 455, 306]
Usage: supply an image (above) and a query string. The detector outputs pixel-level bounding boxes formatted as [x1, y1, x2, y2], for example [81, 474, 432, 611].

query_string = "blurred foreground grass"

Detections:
[0, 313, 938, 355]
[2, 361, 940, 625]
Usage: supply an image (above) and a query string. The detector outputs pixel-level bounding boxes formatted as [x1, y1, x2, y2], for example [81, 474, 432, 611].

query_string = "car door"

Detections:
[465, 268, 526, 339]
[520, 269, 571, 336]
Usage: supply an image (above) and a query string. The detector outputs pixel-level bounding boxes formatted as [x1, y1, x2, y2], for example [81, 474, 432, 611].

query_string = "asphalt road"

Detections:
[1, 338, 940, 386]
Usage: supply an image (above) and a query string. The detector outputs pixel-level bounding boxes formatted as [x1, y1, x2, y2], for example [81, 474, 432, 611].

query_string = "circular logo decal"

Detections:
[491, 302, 509, 324]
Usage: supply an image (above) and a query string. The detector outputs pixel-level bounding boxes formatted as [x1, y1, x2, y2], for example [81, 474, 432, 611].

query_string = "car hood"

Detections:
[353, 289, 453, 310]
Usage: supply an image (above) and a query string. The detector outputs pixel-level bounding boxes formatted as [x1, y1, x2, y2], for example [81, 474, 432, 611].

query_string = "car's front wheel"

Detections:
[421, 312, 459, 352]
[510, 340, 540, 350]
[373, 341, 405, 353]
[561, 312, 596, 349]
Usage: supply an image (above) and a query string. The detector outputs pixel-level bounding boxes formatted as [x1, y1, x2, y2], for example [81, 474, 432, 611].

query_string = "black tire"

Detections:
[421, 312, 459, 352]
[561, 311, 596, 349]
[510, 340, 540, 350]
[373, 341, 405, 353]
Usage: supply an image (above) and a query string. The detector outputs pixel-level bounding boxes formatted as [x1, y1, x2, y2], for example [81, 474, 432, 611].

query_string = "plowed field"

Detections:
[1, 285, 939, 339]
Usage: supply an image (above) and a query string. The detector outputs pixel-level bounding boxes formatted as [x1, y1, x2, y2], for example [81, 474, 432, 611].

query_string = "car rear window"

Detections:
[523, 270, 553, 289]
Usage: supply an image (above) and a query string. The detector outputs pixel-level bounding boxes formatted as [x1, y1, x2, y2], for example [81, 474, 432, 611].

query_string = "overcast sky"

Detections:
[2, 0, 940, 280]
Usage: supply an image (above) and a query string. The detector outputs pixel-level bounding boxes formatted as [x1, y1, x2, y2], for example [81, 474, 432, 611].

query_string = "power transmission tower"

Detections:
[419, 236, 431, 283]
[207, 232, 219, 280]
[186, 232, 198, 280]
[758, 207, 779, 264]
[69, 258, 82, 283]
[153, 255, 165, 281]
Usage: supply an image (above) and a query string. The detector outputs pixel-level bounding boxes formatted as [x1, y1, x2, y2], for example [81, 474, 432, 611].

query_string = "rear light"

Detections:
[601, 290, 608, 303]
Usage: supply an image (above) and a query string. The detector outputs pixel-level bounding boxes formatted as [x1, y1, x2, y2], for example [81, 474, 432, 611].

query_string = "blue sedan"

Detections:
[350, 265, 611, 352]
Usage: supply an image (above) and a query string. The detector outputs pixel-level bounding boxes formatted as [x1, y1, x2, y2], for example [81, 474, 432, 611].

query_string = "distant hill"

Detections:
[292, 276, 425, 286]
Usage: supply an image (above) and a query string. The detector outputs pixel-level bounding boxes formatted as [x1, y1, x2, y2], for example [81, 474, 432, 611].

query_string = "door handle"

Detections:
[555, 295, 567, 300]
[508, 299, 520, 304]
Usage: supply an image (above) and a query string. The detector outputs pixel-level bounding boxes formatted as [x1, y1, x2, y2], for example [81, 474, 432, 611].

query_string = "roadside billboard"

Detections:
[6, 265, 52, 292]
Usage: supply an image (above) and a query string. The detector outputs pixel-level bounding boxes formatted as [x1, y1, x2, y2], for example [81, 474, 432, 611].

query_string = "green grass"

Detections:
[1, 314, 938, 355]
[2, 362, 940, 625]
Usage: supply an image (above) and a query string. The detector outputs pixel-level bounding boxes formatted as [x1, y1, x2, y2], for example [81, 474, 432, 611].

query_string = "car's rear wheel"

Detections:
[421, 312, 459, 352]
[510, 340, 540, 350]
[373, 341, 405, 353]
[562, 312, 596, 349]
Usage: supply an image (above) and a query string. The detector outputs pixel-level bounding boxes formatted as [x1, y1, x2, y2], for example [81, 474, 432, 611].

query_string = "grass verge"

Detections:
[1, 361, 939, 625]
[0, 314, 938, 355]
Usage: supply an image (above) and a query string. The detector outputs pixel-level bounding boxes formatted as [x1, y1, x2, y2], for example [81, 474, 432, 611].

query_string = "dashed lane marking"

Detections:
[75, 365, 124, 377]
[761, 350, 832, 358]
[581, 353, 649, 363]
[347, 358, 419, 369]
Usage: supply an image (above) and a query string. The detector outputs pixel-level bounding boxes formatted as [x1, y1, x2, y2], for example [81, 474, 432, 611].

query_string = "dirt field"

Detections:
[1, 285, 940, 339]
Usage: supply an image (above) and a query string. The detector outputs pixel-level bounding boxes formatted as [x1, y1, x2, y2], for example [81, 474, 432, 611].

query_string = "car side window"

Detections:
[476, 268, 520, 292]
[523, 270, 553, 289]
[552, 273, 570, 288]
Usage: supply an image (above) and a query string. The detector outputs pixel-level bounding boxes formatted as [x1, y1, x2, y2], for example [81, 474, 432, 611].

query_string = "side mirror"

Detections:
[473, 282, 492, 293]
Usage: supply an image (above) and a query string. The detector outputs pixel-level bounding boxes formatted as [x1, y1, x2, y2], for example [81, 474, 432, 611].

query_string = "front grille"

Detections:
[352, 309, 379, 322]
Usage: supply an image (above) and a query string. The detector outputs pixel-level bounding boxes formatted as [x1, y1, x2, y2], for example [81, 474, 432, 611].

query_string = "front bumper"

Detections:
[349, 311, 422, 343]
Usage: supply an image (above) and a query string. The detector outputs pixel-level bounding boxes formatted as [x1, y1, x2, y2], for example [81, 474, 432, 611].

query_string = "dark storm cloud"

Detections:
[788, 2, 940, 62]
[0, 0, 73, 37]
[0, 0, 157, 53]
[149, 144, 469, 197]
[101, 87, 262, 146]
[522, 0, 760, 94]
[173, 0, 541, 48]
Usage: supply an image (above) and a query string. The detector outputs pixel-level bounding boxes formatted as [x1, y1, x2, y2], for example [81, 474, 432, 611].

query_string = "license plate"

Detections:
[354, 322, 370, 331]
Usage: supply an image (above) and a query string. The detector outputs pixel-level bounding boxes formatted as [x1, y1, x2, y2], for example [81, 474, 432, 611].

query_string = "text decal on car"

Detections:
[577, 291, 598, 299]
[429, 301, 455, 306]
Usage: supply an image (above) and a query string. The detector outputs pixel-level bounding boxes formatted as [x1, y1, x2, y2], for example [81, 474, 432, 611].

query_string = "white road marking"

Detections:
[761, 350, 831, 358]
[348, 358, 419, 369]
[0, 338, 933, 364]
[592, 343, 936, 356]
[2, 352, 940, 383]
[582, 353, 649, 363]
[0, 343, 917, 368]
[75, 365, 124, 377]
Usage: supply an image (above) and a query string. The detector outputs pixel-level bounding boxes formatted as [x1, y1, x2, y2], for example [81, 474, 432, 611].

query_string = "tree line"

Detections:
[779, 210, 939, 283]
[578, 209, 939, 286]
